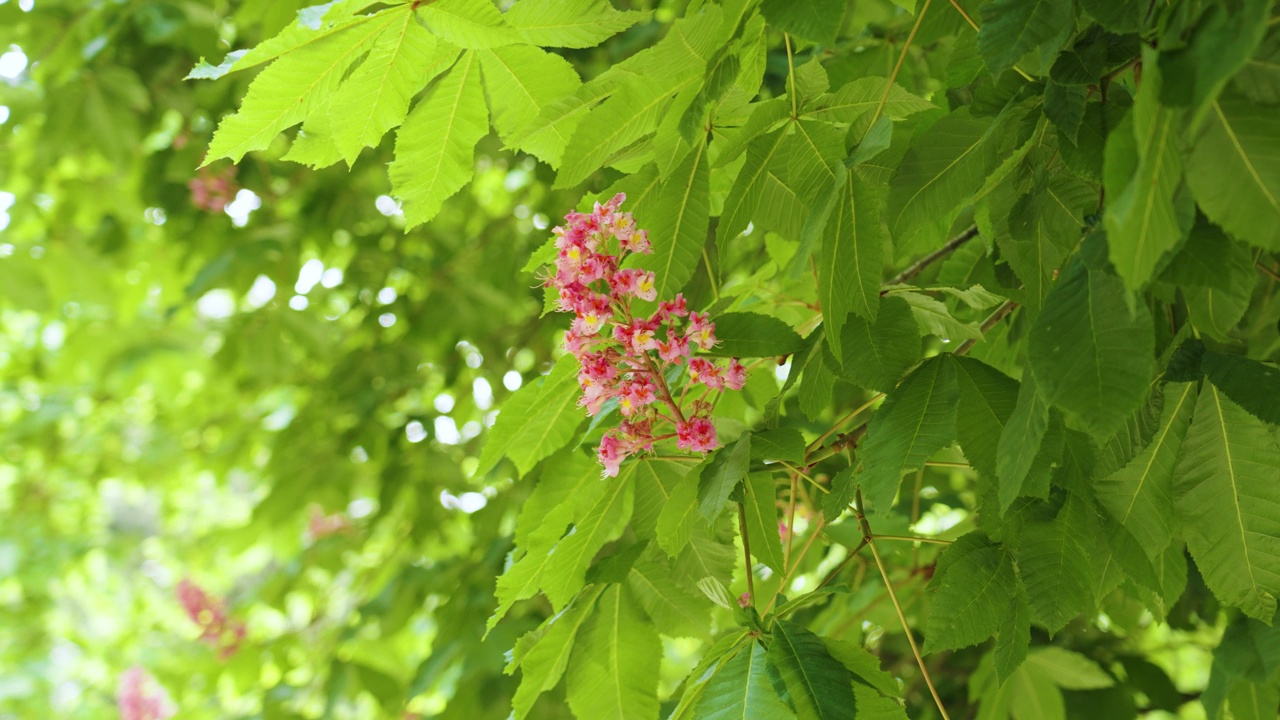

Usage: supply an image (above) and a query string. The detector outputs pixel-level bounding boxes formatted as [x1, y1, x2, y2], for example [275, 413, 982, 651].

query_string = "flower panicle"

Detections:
[543, 194, 747, 476]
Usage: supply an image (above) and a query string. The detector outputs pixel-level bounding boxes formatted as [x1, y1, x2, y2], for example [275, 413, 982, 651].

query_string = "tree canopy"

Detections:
[1, 0, 1279, 719]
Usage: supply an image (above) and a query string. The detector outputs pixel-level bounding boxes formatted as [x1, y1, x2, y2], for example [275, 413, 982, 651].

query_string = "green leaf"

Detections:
[719, 128, 789, 247]
[759, 0, 846, 45]
[851, 685, 909, 720]
[510, 586, 603, 720]
[925, 533, 1018, 653]
[751, 428, 806, 464]
[708, 312, 804, 358]
[415, 0, 519, 49]
[767, 620, 857, 720]
[389, 50, 490, 227]
[1104, 55, 1192, 289]
[1173, 384, 1280, 621]
[954, 356, 1019, 484]
[504, 0, 648, 49]
[667, 634, 754, 720]
[977, 0, 1073, 77]
[995, 373, 1061, 512]
[743, 472, 785, 573]
[806, 78, 933, 138]
[1015, 493, 1097, 634]
[629, 141, 711, 300]
[205, 12, 396, 163]
[1155, 0, 1270, 123]
[1077, 0, 1141, 33]
[831, 296, 921, 393]
[476, 354, 584, 476]
[330, 14, 458, 165]
[1227, 680, 1280, 720]
[696, 641, 796, 720]
[479, 44, 581, 161]
[857, 355, 960, 512]
[819, 170, 884, 364]
[1094, 381, 1196, 556]
[822, 637, 900, 698]
[994, 582, 1031, 684]
[190, 0, 376, 78]
[1008, 664, 1066, 720]
[1201, 352, 1280, 427]
[566, 585, 661, 720]
[676, 534, 737, 593]
[656, 468, 702, 557]
[1186, 95, 1280, 251]
[887, 110, 998, 256]
[1026, 647, 1114, 689]
[1026, 261, 1155, 439]
[556, 76, 677, 188]
[541, 472, 635, 609]
[630, 458, 694, 541]
[698, 434, 752, 523]
[1234, 32, 1280, 105]
[898, 291, 983, 342]
[627, 545, 711, 639]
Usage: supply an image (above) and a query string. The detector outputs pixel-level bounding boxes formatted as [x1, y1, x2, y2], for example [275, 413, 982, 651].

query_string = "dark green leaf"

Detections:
[767, 619, 857, 720]
[709, 312, 805, 358]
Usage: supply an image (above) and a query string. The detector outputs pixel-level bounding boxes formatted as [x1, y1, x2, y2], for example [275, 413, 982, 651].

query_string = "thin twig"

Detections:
[806, 393, 884, 458]
[817, 537, 869, 590]
[954, 300, 1018, 355]
[886, 225, 980, 287]
[857, 490, 951, 720]
[1257, 261, 1280, 283]
[868, 0, 933, 132]
[945, 0, 1034, 81]
[874, 534, 953, 546]
[737, 502, 755, 608]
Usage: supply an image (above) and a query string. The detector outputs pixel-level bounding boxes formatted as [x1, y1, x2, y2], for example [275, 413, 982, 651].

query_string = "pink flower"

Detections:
[579, 381, 613, 416]
[619, 419, 654, 451]
[628, 228, 651, 254]
[176, 579, 246, 659]
[307, 505, 352, 541]
[613, 213, 637, 243]
[629, 318, 662, 354]
[686, 312, 717, 350]
[117, 666, 175, 720]
[571, 294, 613, 335]
[724, 359, 747, 390]
[676, 417, 718, 453]
[598, 433, 626, 477]
[658, 294, 688, 320]
[617, 379, 657, 416]
[657, 332, 690, 364]
[688, 358, 722, 388]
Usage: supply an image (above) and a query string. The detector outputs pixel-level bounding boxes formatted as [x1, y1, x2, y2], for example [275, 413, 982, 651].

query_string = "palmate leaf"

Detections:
[475, 354, 583, 476]
[541, 470, 635, 609]
[1104, 55, 1193, 290]
[977, 0, 1073, 76]
[188, 0, 379, 79]
[555, 75, 677, 188]
[630, 458, 695, 541]
[627, 545, 711, 639]
[1026, 260, 1155, 440]
[628, 141, 711, 300]
[504, 0, 649, 49]
[925, 532, 1017, 653]
[509, 585, 604, 720]
[327, 12, 455, 164]
[819, 170, 884, 364]
[760, 0, 846, 45]
[805, 78, 933, 138]
[479, 44, 582, 162]
[767, 620, 857, 720]
[1094, 381, 1196, 556]
[389, 50, 490, 227]
[695, 641, 795, 720]
[415, 0, 520, 49]
[204, 11, 397, 164]
[566, 585, 661, 720]
[1014, 492, 1097, 634]
[856, 355, 959, 513]
[1173, 384, 1280, 621]
[1186, 95, 1280, 251]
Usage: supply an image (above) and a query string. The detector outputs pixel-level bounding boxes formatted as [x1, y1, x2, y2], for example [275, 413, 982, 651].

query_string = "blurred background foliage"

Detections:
[0, 0, 1269, 719]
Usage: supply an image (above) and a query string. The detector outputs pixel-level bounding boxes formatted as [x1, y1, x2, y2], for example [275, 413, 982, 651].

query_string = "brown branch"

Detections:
[886, 225, 980, 288]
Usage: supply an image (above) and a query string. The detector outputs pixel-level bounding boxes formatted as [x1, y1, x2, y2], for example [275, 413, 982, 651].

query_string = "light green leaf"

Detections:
[751, 428, 806, 464]
[630, 458, 695, 541]
[510, 586, 603, 720]
[767, 619, 857, 720]
[857, 355, 959, 512]
[1008, 664, 1066, 720]
[1027, 261, 1156, 439]
[743, 472, 785, 573]
[698, 434, 752, 523]
[1105, 54, 1192, 290]
[759, 0, 847, 45]
[389, 51, 490, 227]
[629, 141, 711, 300]
[504, 0, 648, 48]
[1015, 493, 1097, 634]
[1094, 381, 1196, 556]
[819, 170, 884, 364]
[328, 13, 455, 164]
[541, 471, 635, 609]
[718, 128, 789, 247]
[851, 685, 909, 720]
[656, 468, 701, 557]
[415, 0, 520, 48]
[479, 44, 581, 161]
[977, 0, 1073, 77]
[954, 356, 1019, 484]
[476, 354, 583, 476]
[806, 78, 933, 137]
[1026, 647, 1114, 690]
[707, 312, 804, 358]
[627, 545, 710, 639]
[898, 291, 983, 342]
[696, 642, 796, 720]
[831, 295, 921, 393]
[667, 634, 754, 720]
[925, 533, 1017, 653]
[566, 585, 661, 720]
[1174, 384, 1280, 621]
[205, 12, 396, 163]
[1186, 95, 1280, 251]
[191, 0, 380, 78]
[556, 76, 676, 188]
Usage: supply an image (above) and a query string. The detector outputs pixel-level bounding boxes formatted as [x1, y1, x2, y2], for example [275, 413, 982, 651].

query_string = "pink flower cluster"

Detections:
[543, 193, 746, 477]
[116, 666, 175, 720]
[176, 579, 246, 659]
[187, 166, 238, 213]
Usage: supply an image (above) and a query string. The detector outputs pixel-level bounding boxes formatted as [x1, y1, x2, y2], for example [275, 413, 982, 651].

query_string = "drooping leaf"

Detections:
[743, 472, 785, 573]
[1015, 492, 1097, 634]
[510, 586, 604, 720]
[389, 51, 490, 226]
[954, 356, 1019, 484]
[708, 312, 805, 358]
[480, 44, 582, 161]
[832, 295, 921, 393]
[1026, 260, 1155, 439]
[994, 581, 1031, 684]
[504, 0, 649, 49]
[856, 355, 959, 513]
[767, 619, 857, 720]
[977, 0, 1074, 77]
[1173, 384, 1280, 621]
[696, 641, 795, 720]
[925, 533, 1018, 653]
[819, 170, 884, 364]
[566, 585, 661, 720]
[1186, 95, 1280, 251]
[629, 141, 711, 300]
